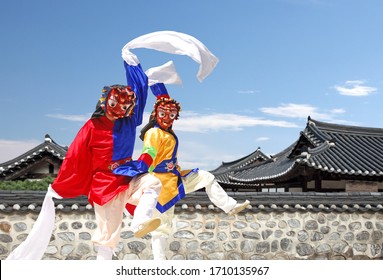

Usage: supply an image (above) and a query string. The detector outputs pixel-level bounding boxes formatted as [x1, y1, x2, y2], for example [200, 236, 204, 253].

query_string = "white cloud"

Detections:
[0, 139, 41, 163]
[260, 103, 345, 121]
[256, 137, 270, 142]
[330, 108, 346, 114]
[334, 80, 377, 96]
[46, 113, 91, 122]
[260, 103, 316, 118]
[237, 90, 257, 95]
[174, 111, 298, 132]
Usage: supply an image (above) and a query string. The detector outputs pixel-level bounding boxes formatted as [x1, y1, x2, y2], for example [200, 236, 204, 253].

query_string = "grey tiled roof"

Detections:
[0, 134, 67, 180]
[210, 148, 269, 187]
[227, 117, 383, 184]
[1, 190, 382, 213]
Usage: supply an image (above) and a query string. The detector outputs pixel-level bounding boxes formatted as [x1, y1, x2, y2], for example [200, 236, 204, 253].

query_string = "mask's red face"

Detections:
[156, 102, 179, 130]
[105, 88, 135, 120]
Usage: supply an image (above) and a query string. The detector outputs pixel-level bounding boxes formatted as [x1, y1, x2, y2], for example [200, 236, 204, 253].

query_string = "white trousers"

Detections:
[92, 173, 161, 250]
[151, 170, 237, 259]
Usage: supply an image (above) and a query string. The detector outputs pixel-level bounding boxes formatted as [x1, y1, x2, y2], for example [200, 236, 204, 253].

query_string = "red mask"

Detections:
[105, 87, 135, 119]
[156, 102, 179, 130]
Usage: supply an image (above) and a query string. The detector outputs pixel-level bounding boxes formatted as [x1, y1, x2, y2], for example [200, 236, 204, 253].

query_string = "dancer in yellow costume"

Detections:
[114, 83, 250, 260]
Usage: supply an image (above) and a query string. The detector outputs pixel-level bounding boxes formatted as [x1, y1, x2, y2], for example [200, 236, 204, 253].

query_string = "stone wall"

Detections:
[1, 207, 383, 260]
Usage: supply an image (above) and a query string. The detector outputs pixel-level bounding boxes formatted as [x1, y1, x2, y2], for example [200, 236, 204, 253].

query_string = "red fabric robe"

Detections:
[51, 116, 132, 206]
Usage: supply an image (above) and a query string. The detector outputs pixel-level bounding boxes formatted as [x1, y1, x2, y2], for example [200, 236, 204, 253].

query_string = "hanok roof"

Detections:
[226, 117, 383, 185]
[0, 134, 67, 180]
[210, 148, 269, 188]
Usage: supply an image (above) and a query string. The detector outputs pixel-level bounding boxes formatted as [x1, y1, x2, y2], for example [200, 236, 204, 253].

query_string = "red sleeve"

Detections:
[51, 121, 93, 198]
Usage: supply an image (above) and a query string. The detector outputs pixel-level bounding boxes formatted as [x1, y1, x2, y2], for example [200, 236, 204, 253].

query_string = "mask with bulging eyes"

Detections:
[155, 102, 179, 130]
[105, 87, 135, 119]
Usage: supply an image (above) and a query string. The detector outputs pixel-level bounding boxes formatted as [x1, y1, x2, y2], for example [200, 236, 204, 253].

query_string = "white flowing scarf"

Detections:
[6, 186, 62, 260]
[122, 30, 219, 85]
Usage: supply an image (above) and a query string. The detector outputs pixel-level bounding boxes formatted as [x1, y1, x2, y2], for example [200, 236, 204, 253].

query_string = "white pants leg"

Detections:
[96, 246, 114, 260]
[128, 173, 162, 232]
[130, 188, 159, 232]
[151, 233, 168, 260]
[92, 191, 126, 249]
[150, 207, 175, 260]
[183, 170, 237, 213]
[206, 179, 237, 213]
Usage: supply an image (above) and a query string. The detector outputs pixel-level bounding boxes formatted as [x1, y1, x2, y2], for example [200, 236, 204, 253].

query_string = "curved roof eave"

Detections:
[0, 136, 67, 173]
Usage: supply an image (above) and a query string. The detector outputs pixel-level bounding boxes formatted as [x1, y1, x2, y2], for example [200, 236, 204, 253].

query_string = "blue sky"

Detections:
[1, 0, 382, 171]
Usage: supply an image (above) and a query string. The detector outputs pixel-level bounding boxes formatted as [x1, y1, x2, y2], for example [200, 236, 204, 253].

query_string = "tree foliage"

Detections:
[0, 176, 55, 191]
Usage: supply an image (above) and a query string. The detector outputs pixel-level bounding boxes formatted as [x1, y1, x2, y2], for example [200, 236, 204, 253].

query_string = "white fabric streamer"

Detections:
[122, 30, 219, 82]
[6, 186, 62, 260]
[145, 61, 182, 86]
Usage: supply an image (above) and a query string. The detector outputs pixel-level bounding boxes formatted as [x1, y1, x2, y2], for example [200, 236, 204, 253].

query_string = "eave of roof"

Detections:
[0, 135, 67, 174]
[210, 148, 269, 175]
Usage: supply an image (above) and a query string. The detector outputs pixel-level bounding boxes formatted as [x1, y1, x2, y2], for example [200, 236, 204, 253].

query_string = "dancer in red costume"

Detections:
[50, 77, 163, 260]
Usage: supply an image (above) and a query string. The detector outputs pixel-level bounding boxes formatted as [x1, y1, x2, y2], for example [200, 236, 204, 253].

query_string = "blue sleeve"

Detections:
[150, 83, 168, 98]
[113, 160, 148, 177]
[124, 61, 148, 126]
